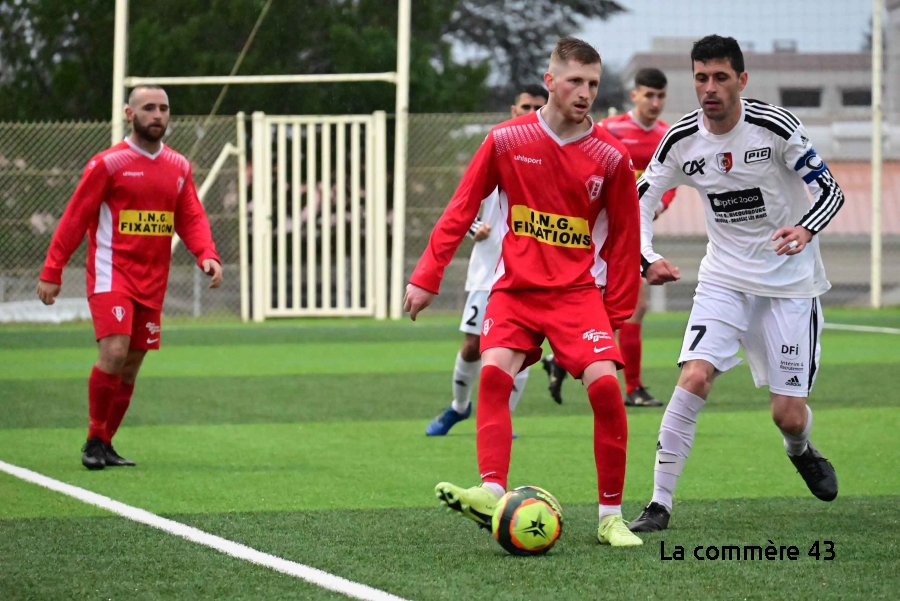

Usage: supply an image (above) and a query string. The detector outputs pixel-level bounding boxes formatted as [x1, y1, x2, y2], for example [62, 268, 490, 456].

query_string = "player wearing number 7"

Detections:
[37, 85, 222, 470]
[629, 36, 844, 533]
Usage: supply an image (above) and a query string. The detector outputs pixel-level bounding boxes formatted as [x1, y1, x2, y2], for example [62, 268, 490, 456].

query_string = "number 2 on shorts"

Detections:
[465, 305, 479, 327]
[689, 325, 707, 351]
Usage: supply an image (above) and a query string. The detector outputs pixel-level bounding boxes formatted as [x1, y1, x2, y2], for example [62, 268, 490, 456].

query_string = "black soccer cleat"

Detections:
[625, 386, 663, 407]
[628, 502, 670, 532]
[104, 443, 136, 467]
[541, 355, 567, 404]
[81, 437, 107, 470]
[789, 443, 838, 501]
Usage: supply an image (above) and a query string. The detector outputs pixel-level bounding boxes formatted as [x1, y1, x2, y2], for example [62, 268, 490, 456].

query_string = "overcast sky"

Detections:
[577, 0, 874, 69]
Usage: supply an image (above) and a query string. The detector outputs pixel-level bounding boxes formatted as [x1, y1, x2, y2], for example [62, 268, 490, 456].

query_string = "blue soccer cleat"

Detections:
[426, 404, 471, 436]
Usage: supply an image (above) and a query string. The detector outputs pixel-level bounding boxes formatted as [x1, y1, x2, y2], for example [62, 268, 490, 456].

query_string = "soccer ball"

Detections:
[491, 486, 563, 556]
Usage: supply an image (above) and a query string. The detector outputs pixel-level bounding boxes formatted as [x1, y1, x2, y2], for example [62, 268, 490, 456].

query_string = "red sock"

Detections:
[106, 382, 135, 441]
[476, 365, 515, 490]
[587, 375, 628, 506]
[88, 366, 121, 444]
[619, 322, 643, 394]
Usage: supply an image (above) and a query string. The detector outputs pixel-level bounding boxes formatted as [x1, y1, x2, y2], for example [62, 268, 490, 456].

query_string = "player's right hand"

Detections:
[403, 283, 434, 321]
[473, 223, 491, 242]
[37, 280, 61, 305]
[645, 259, 680, 286]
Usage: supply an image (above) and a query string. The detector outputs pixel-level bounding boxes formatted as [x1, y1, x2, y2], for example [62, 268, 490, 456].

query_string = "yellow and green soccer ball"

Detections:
[491, 485, 563, 556]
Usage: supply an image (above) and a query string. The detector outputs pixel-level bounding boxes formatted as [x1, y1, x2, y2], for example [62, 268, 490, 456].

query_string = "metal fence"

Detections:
[404, 113, 900, 313]
[0, 116, 241, 318]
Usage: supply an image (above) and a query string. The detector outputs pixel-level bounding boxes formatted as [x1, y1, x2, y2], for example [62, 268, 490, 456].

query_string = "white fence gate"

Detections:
[250, 112, 388, 321]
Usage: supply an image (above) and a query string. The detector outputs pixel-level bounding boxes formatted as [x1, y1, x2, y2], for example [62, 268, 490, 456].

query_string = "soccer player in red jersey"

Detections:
[405, 38, 643, 547]
[542, 67, 675, 407]
[37, 85, 222, 470]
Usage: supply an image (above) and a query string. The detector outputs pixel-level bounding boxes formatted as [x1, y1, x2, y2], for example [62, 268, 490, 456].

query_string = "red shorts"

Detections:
[480, 286, 623, 378]
[88, 292, 162, 350]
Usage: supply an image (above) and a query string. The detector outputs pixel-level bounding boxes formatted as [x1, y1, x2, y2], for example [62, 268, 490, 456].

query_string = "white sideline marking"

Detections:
[0, 460, 410, 601]
[825, 323, 900, 335]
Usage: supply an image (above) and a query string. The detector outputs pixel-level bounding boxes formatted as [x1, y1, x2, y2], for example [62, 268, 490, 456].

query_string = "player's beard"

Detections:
[132, 117, 167, 143]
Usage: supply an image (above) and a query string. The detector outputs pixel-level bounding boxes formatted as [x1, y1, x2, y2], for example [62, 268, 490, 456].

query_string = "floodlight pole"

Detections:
[390, 0, 411, 320]
[111, 0, 129, 145]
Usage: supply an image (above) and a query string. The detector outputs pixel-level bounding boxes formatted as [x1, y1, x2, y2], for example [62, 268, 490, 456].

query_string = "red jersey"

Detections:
[410, 110, 640, 329]
[40, 139, 219, 309]
[601, 111, 676, 208]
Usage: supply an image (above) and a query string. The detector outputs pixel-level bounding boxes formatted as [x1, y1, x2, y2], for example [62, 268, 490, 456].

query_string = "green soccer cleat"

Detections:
[435, 482, 500, 530]
[598, 514, 644, 547]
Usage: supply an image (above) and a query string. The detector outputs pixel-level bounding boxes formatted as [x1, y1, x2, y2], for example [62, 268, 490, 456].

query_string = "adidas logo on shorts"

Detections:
[785, 375, 802, 387]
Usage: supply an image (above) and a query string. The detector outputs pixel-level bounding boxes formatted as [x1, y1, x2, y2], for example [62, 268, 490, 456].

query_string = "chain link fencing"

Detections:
[404, 111, 900, 313]
[0, 116, 241, 320]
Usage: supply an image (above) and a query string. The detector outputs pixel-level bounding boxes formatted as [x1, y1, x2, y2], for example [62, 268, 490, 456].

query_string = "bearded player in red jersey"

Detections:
[542, 67, 675, 407]
[405, 38, 643, 547]
[37, 85, 222, 470]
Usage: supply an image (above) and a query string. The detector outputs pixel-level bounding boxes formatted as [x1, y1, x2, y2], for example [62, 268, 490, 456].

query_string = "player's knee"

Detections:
[97, 337, 129, 373]
[771, 405, 806, 433]
[678, 362, 714, 397]
[460, 335, 481, 362]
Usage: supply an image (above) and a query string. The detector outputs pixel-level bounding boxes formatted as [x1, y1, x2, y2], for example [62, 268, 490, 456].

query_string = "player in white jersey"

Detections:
[628, 36, 843, 532]
[426, 85, 549, 436]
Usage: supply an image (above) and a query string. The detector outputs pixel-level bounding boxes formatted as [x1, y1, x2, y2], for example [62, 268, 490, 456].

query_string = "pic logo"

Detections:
[745, 147, 771, 164]
[112, 306, 126, 322]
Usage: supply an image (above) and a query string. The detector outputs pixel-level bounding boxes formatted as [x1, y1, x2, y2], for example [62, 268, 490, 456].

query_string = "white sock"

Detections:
[508, 368, 530, 412]
[451, 352, 481, 414]
[599, 504, 622, 520]
[781, 405, 813, 456]
[652, 386, 706, 512]
[482, 482, 505, 498]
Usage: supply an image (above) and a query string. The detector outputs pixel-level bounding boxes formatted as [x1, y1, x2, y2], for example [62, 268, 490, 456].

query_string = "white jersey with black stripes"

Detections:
[637, 98, 844, 298]
[464, 188, 504, 292]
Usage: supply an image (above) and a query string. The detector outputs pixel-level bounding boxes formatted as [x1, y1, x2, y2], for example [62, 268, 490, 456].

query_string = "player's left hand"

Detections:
[202, 259, 223, 288]
[473, 223, 491, 242]
[403, 283, 434, 321]
[772, 226, 813, 256]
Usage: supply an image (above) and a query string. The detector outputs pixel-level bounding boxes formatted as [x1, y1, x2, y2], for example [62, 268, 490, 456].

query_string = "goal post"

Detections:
[111, 0, 412, 321]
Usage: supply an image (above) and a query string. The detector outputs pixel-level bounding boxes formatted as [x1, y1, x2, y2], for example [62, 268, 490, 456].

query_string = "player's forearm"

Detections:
[40, 212, 90, 283]
[797, 170, 845, 234]
[639, 190, 664, 264]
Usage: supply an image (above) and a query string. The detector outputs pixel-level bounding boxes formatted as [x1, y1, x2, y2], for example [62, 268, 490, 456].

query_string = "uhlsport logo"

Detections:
[482, 318, 494, 336]
[585, 175, 604, 202]
[716, 152, 733, 174]
[514, 155, 542, 165]
[112, 306, 126, 322]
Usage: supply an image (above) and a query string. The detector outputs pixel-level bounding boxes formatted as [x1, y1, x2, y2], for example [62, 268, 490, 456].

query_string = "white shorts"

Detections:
[678, 282, 823, 397]
[459, 290, 490, 335]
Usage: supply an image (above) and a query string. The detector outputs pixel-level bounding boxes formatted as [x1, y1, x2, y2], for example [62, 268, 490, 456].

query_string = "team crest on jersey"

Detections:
[482, 318, 494, 336]
[112, 306, 126, 322]
[716, 152, 733, 174]
[585, 175, 604, 202]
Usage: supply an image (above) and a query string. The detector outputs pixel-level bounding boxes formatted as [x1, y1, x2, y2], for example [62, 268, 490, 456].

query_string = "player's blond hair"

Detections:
[550, 37, 601, 69]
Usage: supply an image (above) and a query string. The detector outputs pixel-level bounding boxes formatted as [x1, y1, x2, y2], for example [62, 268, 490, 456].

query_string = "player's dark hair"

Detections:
[634, 68, 667, 90]
[691, 35, 745, 74]
[128, 84, 166, 106]
[515, 84, 549, 103]
[551, 37, 601, 67]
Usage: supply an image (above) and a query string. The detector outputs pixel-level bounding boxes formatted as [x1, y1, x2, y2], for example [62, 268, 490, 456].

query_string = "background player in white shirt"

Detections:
[628, 35, 843, 533]
[425, 85, 549, 436]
